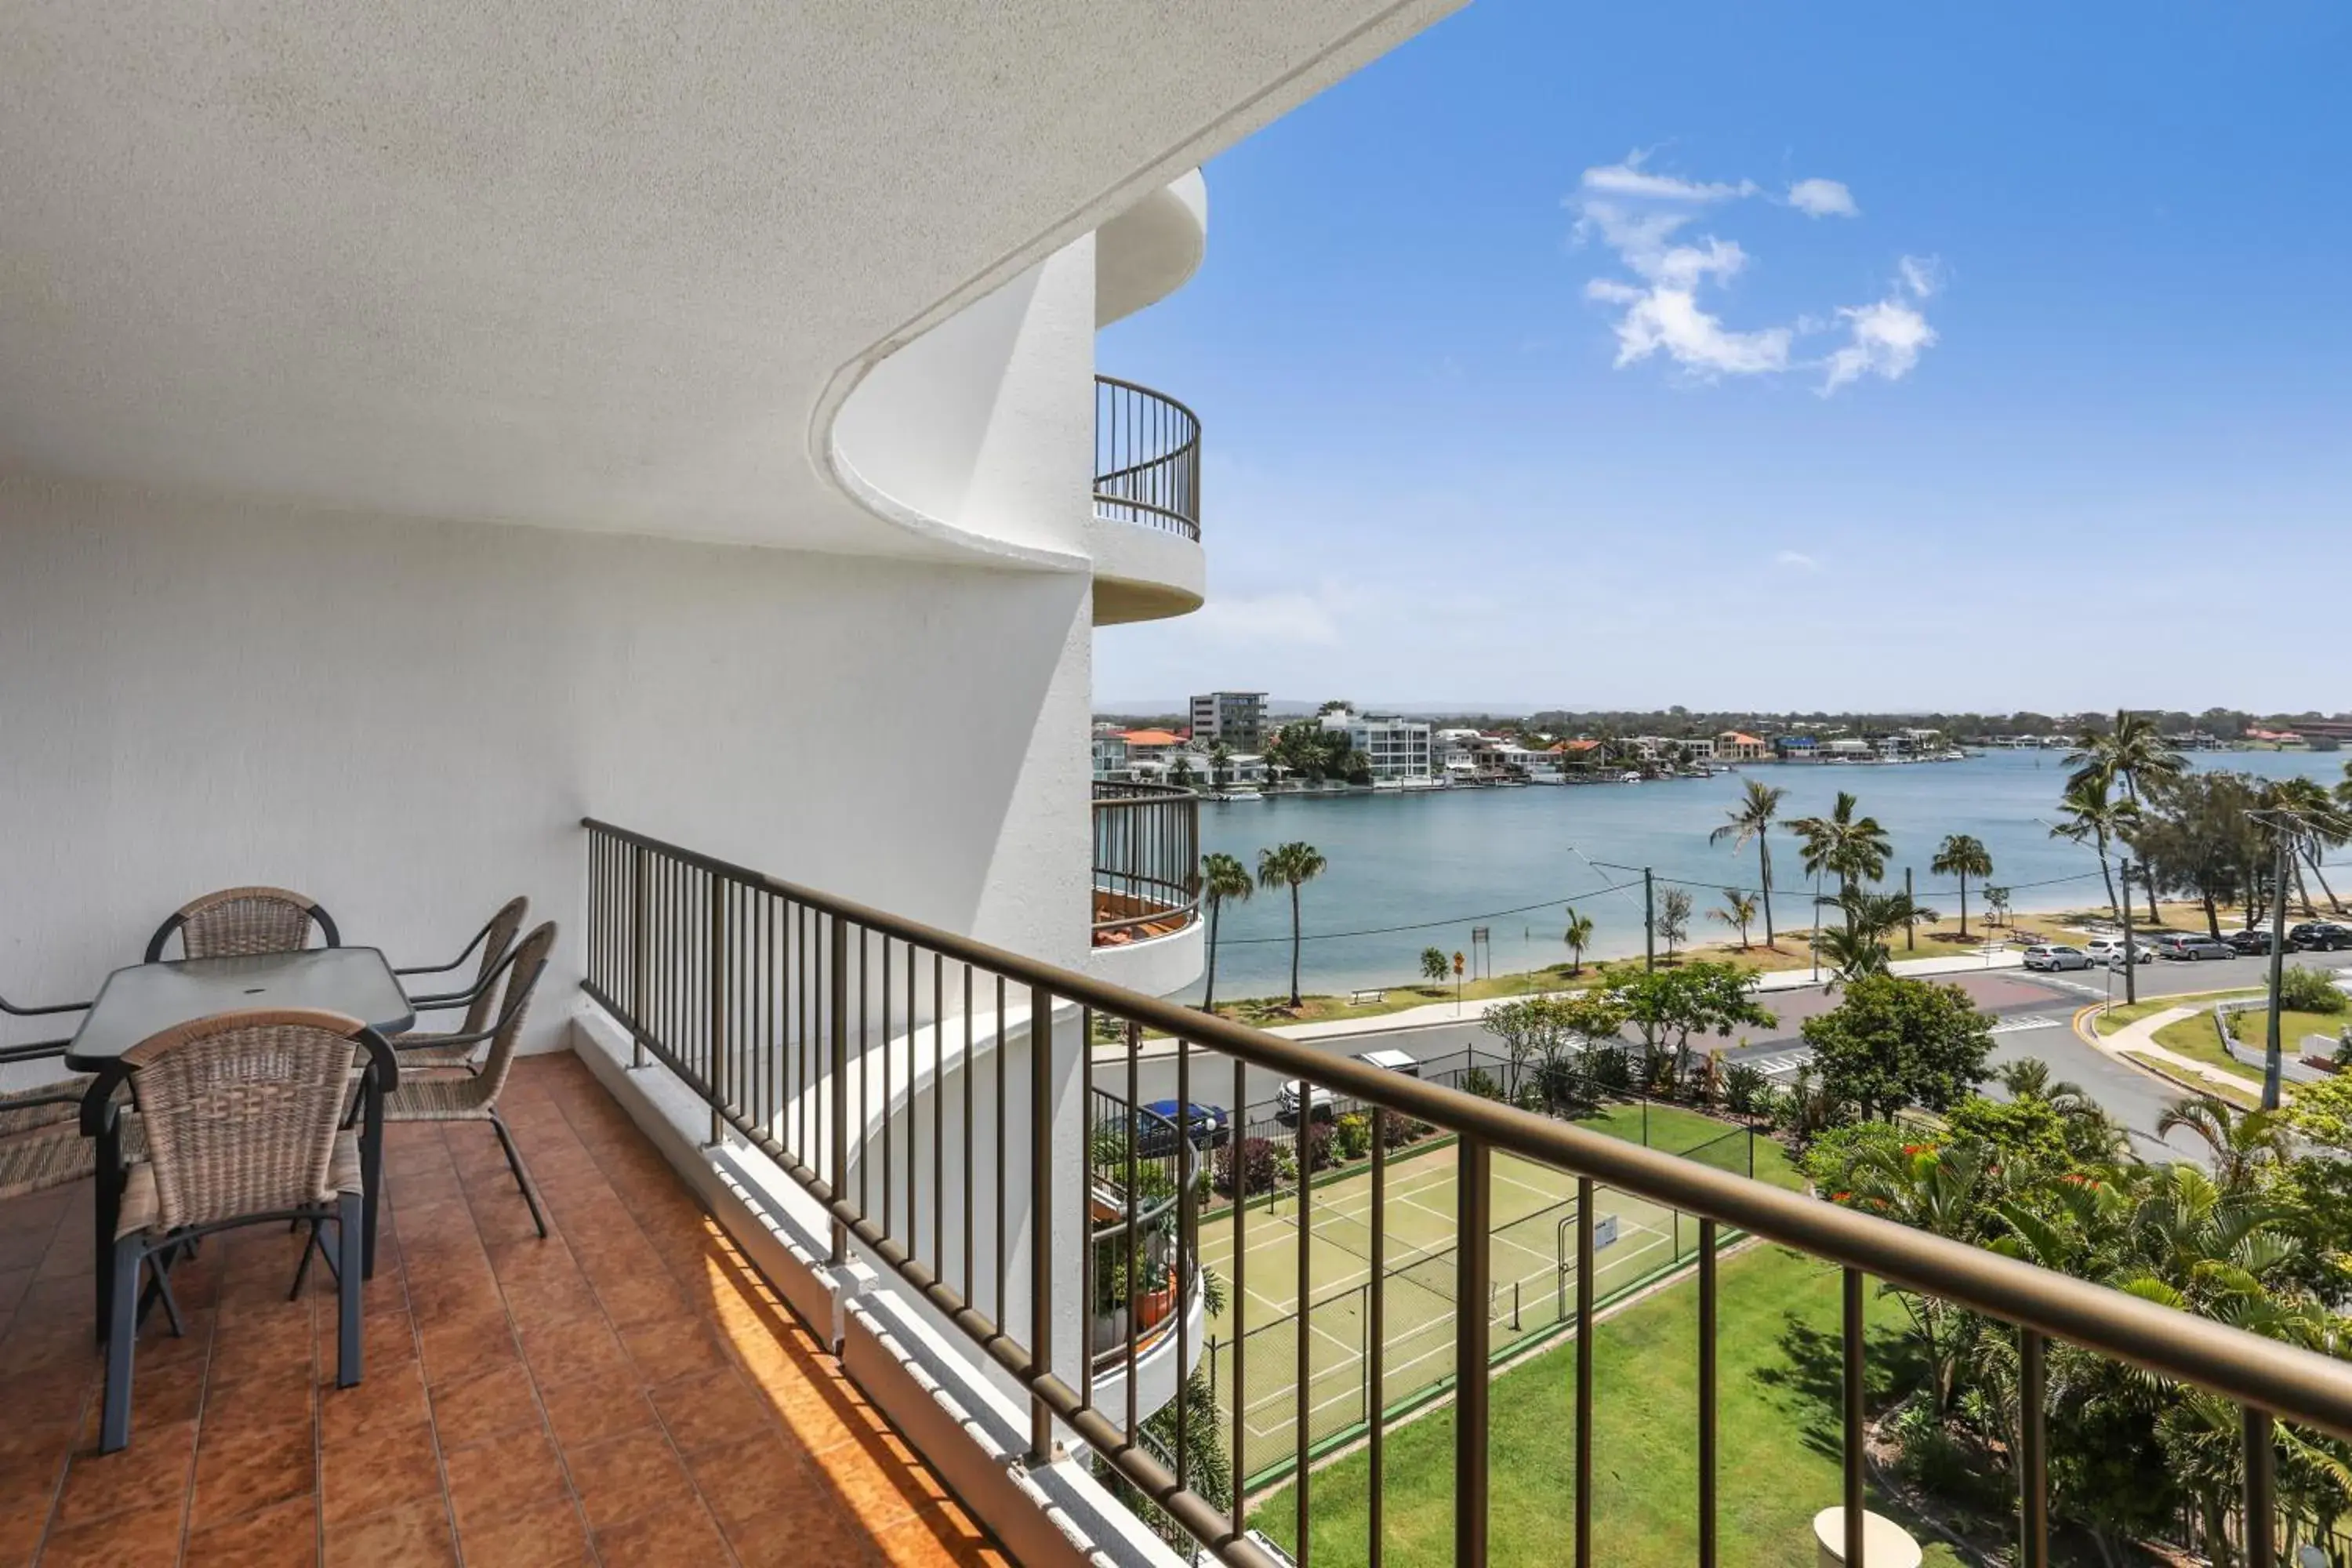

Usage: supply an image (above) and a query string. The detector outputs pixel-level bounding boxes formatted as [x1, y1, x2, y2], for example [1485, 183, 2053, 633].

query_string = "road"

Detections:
[1111, 951, 2351, 1163]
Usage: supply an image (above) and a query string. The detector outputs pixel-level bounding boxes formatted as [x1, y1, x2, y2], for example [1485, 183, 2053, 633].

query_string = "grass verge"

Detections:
[1249, 1244, 1966, 1568]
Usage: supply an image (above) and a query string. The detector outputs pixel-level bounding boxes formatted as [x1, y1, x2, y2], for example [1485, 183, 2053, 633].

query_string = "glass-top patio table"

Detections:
[66, 948, 414, 1326]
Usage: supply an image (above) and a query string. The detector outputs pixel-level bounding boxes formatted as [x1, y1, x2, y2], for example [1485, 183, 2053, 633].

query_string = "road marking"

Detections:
[1988, 1014, 2062, 1035]
[1747, 1051, 1812, 1079]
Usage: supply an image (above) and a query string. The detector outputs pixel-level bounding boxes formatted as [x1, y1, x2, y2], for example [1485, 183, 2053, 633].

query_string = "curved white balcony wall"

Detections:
[1087, 915, 1207, 997]
[1085, 1269, 1210, 1428]
[831, 238, 1098, 563]
[1090, 514, 1208, 625]
[1095, 172, 1210, 329]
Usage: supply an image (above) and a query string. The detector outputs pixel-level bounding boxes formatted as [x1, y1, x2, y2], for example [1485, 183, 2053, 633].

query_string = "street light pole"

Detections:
[2264, 827, 2292, 1111]
[1644, 868, 1656, 975]
[2119, 858, 2138, 1007]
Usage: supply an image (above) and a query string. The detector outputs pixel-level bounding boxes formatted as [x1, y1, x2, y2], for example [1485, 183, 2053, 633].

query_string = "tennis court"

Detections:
[1200, 1135, 1734, 1484]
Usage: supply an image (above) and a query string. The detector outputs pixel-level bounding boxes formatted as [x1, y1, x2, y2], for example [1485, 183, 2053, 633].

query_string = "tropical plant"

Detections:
[1655, 887, 1693, 957]
[2051, 771, 2140, 922]
[1817, 889, 1936, 988]
[2271, 775, 2350, 913]
[1419, 946, 1450, 987]
[1793, 789, 1893, 894]
[1169, 753, 1196, 789]
[2067, 710, 2187, 921]
[1255, 840, 1327, 1007]
[1207, 741, 1234, 789]
[1709, 779, 1788, 947]
[1709, 887, 1759, 950]
[1561, 906, 1594, 975]
[1930, 833, 1994, 938]
[2153, 1095, 2291, 1192]
[1197, 852, 1254, 1014]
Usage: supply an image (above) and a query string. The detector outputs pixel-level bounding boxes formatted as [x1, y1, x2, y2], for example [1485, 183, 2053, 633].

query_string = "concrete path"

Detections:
[2078, 1004, 2267, 1101]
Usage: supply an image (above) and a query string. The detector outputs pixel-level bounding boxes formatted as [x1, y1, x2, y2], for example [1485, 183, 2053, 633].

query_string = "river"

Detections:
[1185, 748, 2348, 1003]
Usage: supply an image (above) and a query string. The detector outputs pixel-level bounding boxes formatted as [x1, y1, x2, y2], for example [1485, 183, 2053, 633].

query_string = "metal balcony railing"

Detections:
[1090, 1091, 1197, 1373]
[1095, 375, 1201, 540]
[1092, 779, 1199, 946]
[579, 818, 2352, 1568]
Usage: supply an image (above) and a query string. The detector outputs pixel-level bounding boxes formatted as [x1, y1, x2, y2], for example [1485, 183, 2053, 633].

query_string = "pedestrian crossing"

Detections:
[1988, 1013, 2063, 1035]
[1745, 1050, 1812, 1080]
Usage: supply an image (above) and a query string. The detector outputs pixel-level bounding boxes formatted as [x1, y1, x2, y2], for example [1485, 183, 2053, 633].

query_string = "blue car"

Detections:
[1139, 1098, 1229, 1155]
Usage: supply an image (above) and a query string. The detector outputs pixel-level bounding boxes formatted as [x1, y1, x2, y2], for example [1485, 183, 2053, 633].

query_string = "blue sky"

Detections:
[1095, 0, 2352, 715]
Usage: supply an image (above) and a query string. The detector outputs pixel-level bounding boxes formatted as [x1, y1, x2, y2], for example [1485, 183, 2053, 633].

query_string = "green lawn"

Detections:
[2229, 1007, 2350, 1054]
[2149, 1011, 2256, 1081]
[1250, 1244, 1967, 1568]
[2124, 1051, 2257, 1108]
[1570, 1102, 1806, 1192]
[2092, 987, 2259, 1036]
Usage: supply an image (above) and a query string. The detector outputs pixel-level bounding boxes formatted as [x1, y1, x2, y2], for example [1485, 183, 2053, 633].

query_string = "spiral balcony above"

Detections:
[1094, 376, 1201, 541]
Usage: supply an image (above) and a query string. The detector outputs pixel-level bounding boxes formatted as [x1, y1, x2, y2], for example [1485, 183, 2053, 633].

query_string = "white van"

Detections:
[1279, 1048, 1420, 1119]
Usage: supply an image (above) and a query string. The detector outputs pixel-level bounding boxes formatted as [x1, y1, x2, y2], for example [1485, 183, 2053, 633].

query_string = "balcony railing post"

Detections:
[1029, 983, 1054, 1465]
[2245, 1408, 2275, 1568]
[829, 913, 848, 1267]
[630, 844, 650, 1068]
[1455, 1138, 1490, 1566]
[707, 871, 725, 1147]
[1844, 1269, 1865, 1566]
[2020, 1329, 2048, 1568]
[1698, 1217, 1718, 1568]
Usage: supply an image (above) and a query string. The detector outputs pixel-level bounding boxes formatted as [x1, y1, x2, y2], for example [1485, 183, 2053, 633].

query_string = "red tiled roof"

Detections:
[1120, 729, 1184, 746]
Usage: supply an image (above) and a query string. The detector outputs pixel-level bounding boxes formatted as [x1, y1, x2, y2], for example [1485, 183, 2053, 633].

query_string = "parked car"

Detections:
[1137, 1098, 1227, 1155]
[2158, 934, 2236, 961]
[2289, 922, 2352, 952]
[2083, 937, 2153, 966]
[2023, 945, 2092, 971]
[1279, 1047, 1421, 1120]
[2225, 928, 2274, 956]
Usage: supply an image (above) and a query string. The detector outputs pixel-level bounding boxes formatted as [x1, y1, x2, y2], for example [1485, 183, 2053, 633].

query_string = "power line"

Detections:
[1582, 859, 2105, 902]
[1217, 877, 1644, 946]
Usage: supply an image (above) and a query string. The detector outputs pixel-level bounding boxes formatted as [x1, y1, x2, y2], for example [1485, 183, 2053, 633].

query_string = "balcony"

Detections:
[0, 1054, 1003, 1566]
[1091, 782, 1204, 996]
[1088, 1095, 1208, 1421]
[1091, 377, 1205, 625]
[572, 819, 2352, 1568]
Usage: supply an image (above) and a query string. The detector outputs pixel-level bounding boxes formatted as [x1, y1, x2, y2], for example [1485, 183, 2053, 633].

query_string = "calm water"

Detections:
[1188, 749, 2348, 1002]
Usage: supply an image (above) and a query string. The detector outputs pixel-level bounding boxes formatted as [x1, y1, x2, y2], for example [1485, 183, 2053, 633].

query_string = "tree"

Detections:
[1169, 754, 1196, 789]
[1256, 841, 1327, 1008]
[1817, 889, 1936, 989]
[1929, 833, 1993, 937]
[1561, 906, 1595, 975]
[1617, 964, 1777, 1091]
[1800, 975, 1995, 1120]
[1207, 741, 1233, 789]
[2068, 710, 2187, 921]
[1792, 789, 1892, 895]
[2132, 772, 2263, 935]
[1482, 996, 1565, 1099]
[1655, 887, 1693, 957]
[1709, 779, 1788, 947]
[2051, 771, 2139, 922]
[1197, 853, 1253, 1014]
[1419, 946, 1450, 987]
[2273, 775, 2349, 913]
[2154, 1095, 2291, 1193]
[1709, 888, 1758, 949]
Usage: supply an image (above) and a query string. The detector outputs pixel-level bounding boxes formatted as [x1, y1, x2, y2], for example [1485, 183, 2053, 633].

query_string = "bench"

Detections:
[1348, 989, 1386, 1007]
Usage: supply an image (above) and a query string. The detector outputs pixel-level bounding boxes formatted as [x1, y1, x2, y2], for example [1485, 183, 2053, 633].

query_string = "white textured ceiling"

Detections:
[0, 1, 1459, 550]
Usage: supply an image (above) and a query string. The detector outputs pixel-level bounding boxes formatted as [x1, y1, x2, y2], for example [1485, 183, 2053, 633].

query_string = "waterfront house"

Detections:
[1093, 728, 1134, 782]
[1321, 707, 1436, 780]
[1717, 731, 1771, 762]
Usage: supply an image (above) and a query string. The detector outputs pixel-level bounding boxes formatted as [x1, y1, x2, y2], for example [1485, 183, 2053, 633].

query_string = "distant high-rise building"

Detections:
[1189, 690, 1268, 752]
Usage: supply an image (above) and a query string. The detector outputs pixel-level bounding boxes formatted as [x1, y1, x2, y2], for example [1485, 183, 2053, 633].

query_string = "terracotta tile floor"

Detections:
[0, 1054, 1011, 1566]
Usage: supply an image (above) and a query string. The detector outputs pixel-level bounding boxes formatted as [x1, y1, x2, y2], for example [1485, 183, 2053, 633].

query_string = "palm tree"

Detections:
[1792, 790, 1891, 896]
[1196, 853, 1253, 1014]
[1817, 889, 1935, 988]
[1708, 779, 1787, 948]
[1709, 888, 1759, 949]
[2154, 1095, 2291, 1192]
[1207, 742, 1234, 790]
[1256, 841, 1327, 1008]
[1929, 833, 1994, 937]
[2068, 711, 2186, 920]
[2051, 773, 2139, 922]
[2272, 775, 2348, 913]
[1561, 906, 1594, 975]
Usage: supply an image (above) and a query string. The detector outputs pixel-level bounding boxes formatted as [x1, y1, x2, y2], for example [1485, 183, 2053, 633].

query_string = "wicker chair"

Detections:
[83, 1009, 393, 1451]
[383, 921, 556, 1237]
[0, 991, 96, 1203]
[144, 886, 341, 962]
[388, 895, 528, 1067]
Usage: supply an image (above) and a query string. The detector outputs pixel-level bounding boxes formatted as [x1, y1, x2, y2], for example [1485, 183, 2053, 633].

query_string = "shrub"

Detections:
[1377, 1109, 1424, 1149]
[1214, 1137, 1281, 1197]
[1534, 1056, 1597, 1116]
[1331, 1110, 1372, 1163]
[1461, 1067, 1503, 1102]
[1722, 1062, 1769, 1116]
[1580, 1043, 1632, 1094]
[1298, 1121, 1337, 1173]
[2280, 966, 2349, 1015]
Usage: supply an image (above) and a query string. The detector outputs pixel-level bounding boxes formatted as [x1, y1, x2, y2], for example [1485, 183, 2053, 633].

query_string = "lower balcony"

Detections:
[1091, 376, 1205, 625]
[0, 1054, 1004, 1567]
[1091, 782, 1204, 997]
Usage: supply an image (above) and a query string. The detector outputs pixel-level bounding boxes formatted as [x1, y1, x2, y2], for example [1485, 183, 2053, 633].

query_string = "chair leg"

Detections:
[139, 1250, 187, 1338]
[335, 1194, 364, 1388]
[490, 1112, 548, 1240]
[100, 1237, 143, 1453]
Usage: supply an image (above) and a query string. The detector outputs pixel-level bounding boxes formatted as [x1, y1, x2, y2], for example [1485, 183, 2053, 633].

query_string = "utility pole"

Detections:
[2264, 826, 2292, 1111]
[1644, 868, 1656, 974]
[1904, 867, 1915, 952]
[2119, 858, 2138, 1007]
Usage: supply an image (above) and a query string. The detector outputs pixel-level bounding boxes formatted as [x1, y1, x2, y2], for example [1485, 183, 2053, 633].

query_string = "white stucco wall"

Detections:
[0, 476, 1094, 1052]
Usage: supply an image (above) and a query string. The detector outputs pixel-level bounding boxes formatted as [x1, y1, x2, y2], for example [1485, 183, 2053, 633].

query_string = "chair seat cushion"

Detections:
[117, 1130, 364, 1240]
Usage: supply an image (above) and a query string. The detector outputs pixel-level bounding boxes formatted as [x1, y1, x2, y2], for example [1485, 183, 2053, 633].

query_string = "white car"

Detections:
[2022, 944, 2092, 971]
[1279, 1048, 1420, 1120]
[2083, 937, 2153, 966]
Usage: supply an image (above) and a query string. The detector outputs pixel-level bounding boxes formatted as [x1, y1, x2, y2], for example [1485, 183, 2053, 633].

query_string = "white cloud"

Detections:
[1820, 297, 1938, 394]
[1774, 550, 1821, 572]
[1787, 178, 1858, 218]
[1580, 151, 1756, 204]
[1571, 154, 1937, 393]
